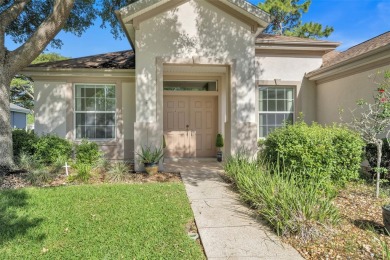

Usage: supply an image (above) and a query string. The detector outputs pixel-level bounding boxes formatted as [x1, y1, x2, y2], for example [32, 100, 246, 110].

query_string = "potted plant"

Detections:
[137, 146, 164, 175]
[383, 204, 390, 232]
[216, 133, 224, 162]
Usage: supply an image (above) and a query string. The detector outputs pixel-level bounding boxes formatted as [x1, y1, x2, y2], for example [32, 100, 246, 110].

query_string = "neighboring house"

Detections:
[10, 103, 30, 130]
[21, 0, 390, 169]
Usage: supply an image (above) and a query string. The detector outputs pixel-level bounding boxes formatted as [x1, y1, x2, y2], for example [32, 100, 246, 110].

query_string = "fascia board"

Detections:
[222, 0, 271, 28]
[21, 68, 136, 79]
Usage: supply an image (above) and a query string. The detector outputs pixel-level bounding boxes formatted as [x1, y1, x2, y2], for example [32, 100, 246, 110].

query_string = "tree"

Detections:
[32, 52, 70, 65]
[10, 53, 70, 110]
[0, 0, 136, 170]
[259, 0, 333, 39]
[341, 71, 390, 198]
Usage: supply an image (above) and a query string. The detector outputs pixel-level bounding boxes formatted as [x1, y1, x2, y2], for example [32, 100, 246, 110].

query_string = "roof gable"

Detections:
[116, 0, 271, 49]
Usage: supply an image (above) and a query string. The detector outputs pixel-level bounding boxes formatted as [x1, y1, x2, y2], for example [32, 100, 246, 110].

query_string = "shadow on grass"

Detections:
[0, 189, 45, 245]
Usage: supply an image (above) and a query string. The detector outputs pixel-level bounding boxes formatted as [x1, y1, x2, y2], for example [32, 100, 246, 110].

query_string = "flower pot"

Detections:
[216, 151, 223, 162]
[144, 163, 158, 175]
[382, 205, 390, 232]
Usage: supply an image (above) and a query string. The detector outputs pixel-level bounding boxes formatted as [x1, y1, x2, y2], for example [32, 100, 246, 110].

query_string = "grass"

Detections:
[0, 183, 204, 259]
[224, 154, 339, 240]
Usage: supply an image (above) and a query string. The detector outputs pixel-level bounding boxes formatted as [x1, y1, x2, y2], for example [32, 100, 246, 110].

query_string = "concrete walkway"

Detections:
[165, 160, 303, 260]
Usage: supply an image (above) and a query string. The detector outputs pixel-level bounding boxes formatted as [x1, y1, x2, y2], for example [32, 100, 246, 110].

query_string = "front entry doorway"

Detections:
[163, 95, 217, 158]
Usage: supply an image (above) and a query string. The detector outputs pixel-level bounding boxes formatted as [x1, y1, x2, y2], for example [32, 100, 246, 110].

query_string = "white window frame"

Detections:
[258, 85, 295, 138]
[74, 83, 116, 141]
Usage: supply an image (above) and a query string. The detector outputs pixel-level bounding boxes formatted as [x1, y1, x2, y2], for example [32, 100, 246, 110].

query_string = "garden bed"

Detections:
[0, 170, 182, 189]
[285, 183, 390, 259]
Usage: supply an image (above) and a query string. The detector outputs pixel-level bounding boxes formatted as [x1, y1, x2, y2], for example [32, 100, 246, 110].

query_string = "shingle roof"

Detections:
[10, 103, 31, 114]
[29, 50, 135, 69]
[256, 34, 334, 43]
[313, 31, 390, 71]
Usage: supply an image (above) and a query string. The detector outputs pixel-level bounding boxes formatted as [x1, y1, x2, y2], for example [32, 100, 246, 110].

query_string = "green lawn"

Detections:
[0, 183, 205, 259]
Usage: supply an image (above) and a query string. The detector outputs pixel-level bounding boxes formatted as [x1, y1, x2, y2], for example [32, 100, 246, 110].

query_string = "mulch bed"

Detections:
[0, 171, 182, 190]
[285, 183, 390, 259]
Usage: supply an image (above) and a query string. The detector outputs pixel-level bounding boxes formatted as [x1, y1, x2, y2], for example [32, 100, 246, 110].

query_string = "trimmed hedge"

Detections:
[262, 122, 365, 185]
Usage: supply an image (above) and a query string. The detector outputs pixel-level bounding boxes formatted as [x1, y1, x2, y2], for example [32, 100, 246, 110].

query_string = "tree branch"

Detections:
[0, 0, 30, 30]
[7, 0, 75, 75]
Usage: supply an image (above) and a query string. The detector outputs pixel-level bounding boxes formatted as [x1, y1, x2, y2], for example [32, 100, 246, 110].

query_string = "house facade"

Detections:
[22, 0, 390, 169]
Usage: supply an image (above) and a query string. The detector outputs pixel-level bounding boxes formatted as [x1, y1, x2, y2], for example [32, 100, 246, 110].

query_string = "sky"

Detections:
[4, 0, 390, 59]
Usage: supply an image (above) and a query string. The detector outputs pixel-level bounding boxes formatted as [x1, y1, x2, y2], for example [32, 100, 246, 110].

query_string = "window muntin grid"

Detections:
[259, 87, 294, 137]
[74, 84, 116, 139]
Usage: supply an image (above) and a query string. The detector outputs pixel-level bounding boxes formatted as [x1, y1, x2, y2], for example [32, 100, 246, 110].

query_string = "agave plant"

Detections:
[137, 146, 164, 164]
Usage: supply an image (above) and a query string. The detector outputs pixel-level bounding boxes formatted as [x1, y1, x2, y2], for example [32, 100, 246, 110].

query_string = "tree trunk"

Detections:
[375, 140, 383, 198]
[0, 70, 13, 171]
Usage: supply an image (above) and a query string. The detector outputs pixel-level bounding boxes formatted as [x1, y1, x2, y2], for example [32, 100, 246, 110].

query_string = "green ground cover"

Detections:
[0, 183, 204, 259]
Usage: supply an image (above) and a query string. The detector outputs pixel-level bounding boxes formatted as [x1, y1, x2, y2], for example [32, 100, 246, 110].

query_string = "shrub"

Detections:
[95, 156, 111, 172]
[34, 134, 72, 165]
[75, 140, 101, 165]
[224, 154, 339, 239]
[216, 134, 224, 148]
[50, 156, 69, 174]
[25, 168, 52, 186]
[108, 162, 129, 182]
[331, 126, 366, 183]
[262, 122, 364, 185]
[12, 129, 38, 158]
[69, 163, 91, 183]
[18, 152, 42, 172]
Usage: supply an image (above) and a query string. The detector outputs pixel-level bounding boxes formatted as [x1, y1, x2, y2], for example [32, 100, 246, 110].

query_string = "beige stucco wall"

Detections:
[316, 64, 390, 125]
[34, 76, 136, 160]
[255, 54, 323, 123]
[122, 82, 136, 160]
[35, 81, 69, 137]
[134, 0, 258, 162]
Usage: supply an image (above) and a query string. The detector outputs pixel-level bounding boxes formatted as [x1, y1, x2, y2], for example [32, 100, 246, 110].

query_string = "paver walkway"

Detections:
[165, 159, 303, 260]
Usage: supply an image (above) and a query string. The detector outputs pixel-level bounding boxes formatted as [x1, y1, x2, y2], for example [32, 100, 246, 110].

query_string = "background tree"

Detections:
[259, 0, 333, 39]
[10, 53, 70, 111]
[0, 0, 136, 170]
[341, 71, 390, 198]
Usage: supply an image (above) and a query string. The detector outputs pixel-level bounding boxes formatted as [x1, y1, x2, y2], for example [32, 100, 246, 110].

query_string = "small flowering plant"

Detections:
[341, 70, 390, 198]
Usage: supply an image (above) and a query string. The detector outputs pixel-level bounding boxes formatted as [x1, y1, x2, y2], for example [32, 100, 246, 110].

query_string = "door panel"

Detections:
[163, 96, 189, 158]
[190, 96, 217, 157]
[163, 95, 217, 158]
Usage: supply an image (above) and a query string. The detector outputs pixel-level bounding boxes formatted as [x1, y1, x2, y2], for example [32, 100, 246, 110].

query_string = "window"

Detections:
[75, 84, 116, 139]
[163, 81, 217, 91]
[259, 86, 294, 137]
